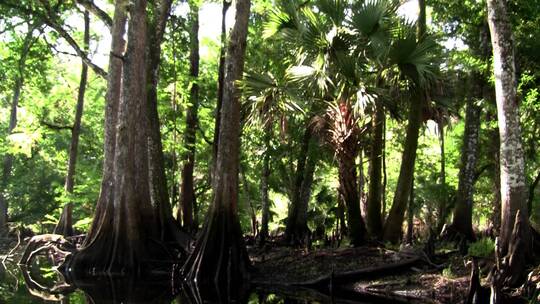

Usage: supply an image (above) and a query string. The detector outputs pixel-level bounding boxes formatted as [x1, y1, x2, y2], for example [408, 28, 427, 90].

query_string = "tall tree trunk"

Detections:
[367, 102, 384, 238]
[382, 117, 387, 221]
[296, 143, 317, 242]
[285, 126, 312, 244]
[0, 25, 36, 235]
[406, 177, 414, 245]
[337, 196, 347, 239]
[487, 0, 530, 258]
[259, 132, 271, 245]
[212, 0, 232, 173]
[179, 1, 200, 233]
[435, 119, 446, 233]
[145, 0, 186, 245]
[180, 0, 251, 295]
[73, 0, 154, 274]
[359, 149, 367, 222]
[383, 0, 426, 243]
[71, 0, 189, 275]
[338, 145, 366, 246]
[329, 101, 367, 246]
[450, 77, 481, 241]
[491, 133, 502, 234]
[81, 0, 127, 249]
[240, 165, 257, 237]
[383, 92, 423, 242]
[54, 11, 90, 237]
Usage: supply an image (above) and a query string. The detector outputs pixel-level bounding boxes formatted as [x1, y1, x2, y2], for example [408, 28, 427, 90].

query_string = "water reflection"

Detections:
[20, 264, 75, 301]
[4, 265, 329, 304]
[1, 263, 416, 303]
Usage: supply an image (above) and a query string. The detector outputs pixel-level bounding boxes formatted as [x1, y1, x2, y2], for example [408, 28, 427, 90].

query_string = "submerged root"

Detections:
[18, 234, 76, 267]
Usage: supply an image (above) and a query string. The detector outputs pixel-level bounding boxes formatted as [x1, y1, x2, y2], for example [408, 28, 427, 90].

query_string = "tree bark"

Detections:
[359, 148, 367, 222]
[212, 0, 232, 174]
[55, 10, 90, 237]
[406, 177, 414, 245]
[382, 117, 387, 221]
[71, 0, 189, 275]
[0, 25, 36, 235]
[75, 0, 153, 274]
[383, 0, 426, 243]
[490, 126, 502, 235]
[487, 0, 531, 257]
[435, 119, 447, 233]
[259, 131, 271, 245]
[383, 92, 423, 243]
[240, 165, 257, 237]
[82, 0, 127, 249]
[285, 126, 309, 243]
[180, 0, 251, 295]
[145, 0, 185, 245]
[338, 138, 366, 246]
[367, 102, 384, 238]
[450, 76, 481, 241]
[179, 1, 200, 233]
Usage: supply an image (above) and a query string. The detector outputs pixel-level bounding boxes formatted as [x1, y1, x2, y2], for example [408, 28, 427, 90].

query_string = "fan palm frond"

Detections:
[242, 70, 305, 128]
[316, 0, 347, 27]
[389, 24, 439, 88]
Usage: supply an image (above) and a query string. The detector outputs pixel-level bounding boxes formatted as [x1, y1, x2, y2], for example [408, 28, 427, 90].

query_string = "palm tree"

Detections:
[243, 69, 305, 245]
[265, 0, 438, 244]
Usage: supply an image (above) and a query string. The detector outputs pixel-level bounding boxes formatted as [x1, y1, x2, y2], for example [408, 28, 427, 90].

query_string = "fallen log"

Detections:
[252, 254, 421, 289]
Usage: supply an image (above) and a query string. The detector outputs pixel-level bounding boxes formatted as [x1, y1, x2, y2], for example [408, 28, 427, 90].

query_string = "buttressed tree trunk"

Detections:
[180, 0, 251, 295]
[55, 11, 90, 237]
[72, 0, 150, 274]
[81, 0, 126, 251]
[487, 0, 530, 257]
[383, 0, 426, 243]
[367, 102, 384, 238]
[0, 25, 36, 235]
[145, 0, 188, 245]
[449, 74, 481, 241]
[179, 0, 200, 232]
[71, 0, 188, 275]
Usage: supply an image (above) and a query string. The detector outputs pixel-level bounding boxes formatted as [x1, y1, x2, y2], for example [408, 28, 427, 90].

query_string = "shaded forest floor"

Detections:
[249, 244, 470, 303]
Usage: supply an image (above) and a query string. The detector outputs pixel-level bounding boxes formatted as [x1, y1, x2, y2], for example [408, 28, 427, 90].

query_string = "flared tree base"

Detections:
[179, 207, 251, 301]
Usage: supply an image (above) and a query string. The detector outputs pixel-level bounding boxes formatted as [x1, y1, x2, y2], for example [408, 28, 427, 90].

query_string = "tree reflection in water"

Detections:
[15, 264, 417, 303]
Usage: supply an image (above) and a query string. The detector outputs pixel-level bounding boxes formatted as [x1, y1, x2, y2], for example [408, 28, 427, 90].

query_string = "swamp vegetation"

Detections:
[1, 0, 540, 303]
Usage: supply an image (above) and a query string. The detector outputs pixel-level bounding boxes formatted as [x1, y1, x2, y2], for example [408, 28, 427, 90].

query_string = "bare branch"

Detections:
[1, 1, 107, 78]
[75, 0, 112, 29]
[41, 120, 73, 131]
[44, 18, 107, 78]
[41, 34, 78, 57]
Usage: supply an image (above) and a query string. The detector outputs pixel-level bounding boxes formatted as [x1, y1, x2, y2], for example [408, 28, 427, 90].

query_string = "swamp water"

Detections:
[1, 260, 385, 304]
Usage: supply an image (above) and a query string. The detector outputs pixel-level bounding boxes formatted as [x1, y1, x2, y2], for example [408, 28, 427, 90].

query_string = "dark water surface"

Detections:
[1, 261, 335, 304]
